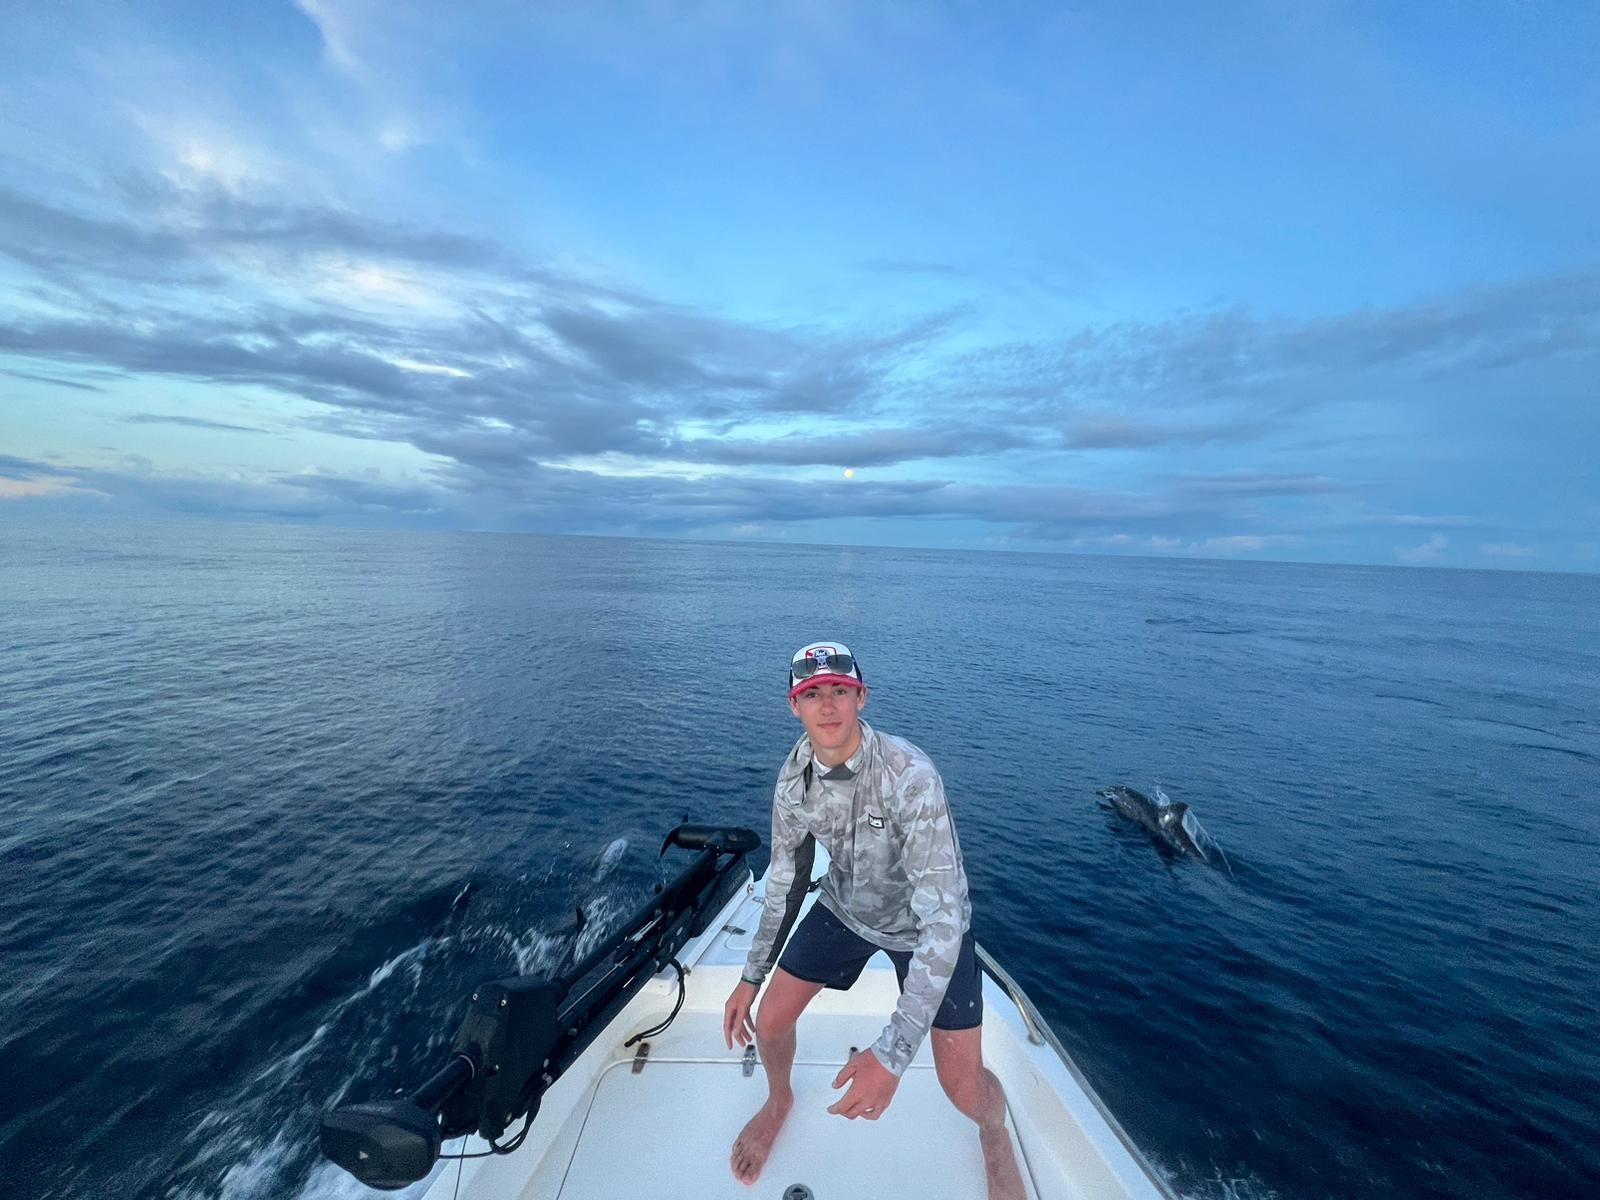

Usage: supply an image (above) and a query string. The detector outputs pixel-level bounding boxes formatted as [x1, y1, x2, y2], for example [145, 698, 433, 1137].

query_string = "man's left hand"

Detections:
[827, 1047, 900, 1120]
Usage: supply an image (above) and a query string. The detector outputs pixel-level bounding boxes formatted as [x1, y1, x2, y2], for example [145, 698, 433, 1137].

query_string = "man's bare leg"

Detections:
[731, 969, 826, 1185]
[932, 1027, 1028, 1200]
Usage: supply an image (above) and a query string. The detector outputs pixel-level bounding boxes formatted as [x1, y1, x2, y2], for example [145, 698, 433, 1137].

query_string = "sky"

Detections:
[1, 1, 1597, 570]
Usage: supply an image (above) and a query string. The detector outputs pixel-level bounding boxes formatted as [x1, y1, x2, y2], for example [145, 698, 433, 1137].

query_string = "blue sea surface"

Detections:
[2, 517, 1596, 1200]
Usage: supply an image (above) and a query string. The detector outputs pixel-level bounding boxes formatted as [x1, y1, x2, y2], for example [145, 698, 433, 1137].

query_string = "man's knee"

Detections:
[935, 1054, 982, 1108]
[754, 995, 799, 1041]
[754, 969, 821, 1040]
[932, 1028, 999, 1118]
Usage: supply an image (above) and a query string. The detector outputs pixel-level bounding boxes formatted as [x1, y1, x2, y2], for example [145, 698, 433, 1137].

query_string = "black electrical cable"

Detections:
[437, 1105, 535, 1163]
[436, 957, 685, 1165]
[624, 959, 687, 1047]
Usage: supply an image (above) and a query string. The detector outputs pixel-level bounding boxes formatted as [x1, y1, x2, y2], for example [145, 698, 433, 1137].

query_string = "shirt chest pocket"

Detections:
[853, 808, 896, 867]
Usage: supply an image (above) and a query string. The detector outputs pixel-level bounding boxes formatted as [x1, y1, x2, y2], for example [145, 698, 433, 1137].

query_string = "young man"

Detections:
[723, 641, 1026, 1199]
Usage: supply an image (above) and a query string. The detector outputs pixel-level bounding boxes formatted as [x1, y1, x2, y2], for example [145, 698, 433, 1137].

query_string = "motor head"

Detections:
[659, 824, 761, 856]
[320, 1100, 441, 1191]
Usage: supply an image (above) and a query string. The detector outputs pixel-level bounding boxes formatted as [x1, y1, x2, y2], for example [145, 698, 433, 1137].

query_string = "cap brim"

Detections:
[788, 674, 865, 699]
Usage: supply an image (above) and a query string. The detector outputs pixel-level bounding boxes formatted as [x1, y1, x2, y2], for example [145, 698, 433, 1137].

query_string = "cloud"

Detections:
[949, 274, 1600, 418]
[0, 186, 200, 284]
[0, 453, 88, 501]
[12, 446, 1186, 542]
[1198, 534, 1304, 555]
[1396, 533, 1448, 564]
[0, 453, 74, 481]
[667, 425, 1032, 468]
[1, 179, 602, 299]
[1, 368, 104, 392]
[288, 0, 458, 156]
[5, 153, 1597, 564]
[1172, 471, 1351, 497]
[1, 180, 978, 483]
[295, 0, 367, 78]
[280, 469, 444, 515]
[122, 413, 269, 433]
[1480, 542, 1537, 559]
[1372, 513, 1476, 528]
[0, 477, 78, 499]
[1045, 531, 1303, 558]
[1063, 413, 1268, 449]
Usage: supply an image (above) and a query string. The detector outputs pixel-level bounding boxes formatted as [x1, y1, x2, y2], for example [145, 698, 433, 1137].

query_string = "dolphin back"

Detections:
[1104, 785, 1219, 864]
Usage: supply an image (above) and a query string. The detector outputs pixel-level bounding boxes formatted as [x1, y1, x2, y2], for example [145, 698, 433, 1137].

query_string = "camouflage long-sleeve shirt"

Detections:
[742, 720, 972, 1075]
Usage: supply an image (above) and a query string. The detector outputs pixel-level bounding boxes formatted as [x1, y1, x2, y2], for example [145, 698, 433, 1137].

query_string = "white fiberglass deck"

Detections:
[424, 877, 1172, 1200]
[556, 1012, 1035, 1200]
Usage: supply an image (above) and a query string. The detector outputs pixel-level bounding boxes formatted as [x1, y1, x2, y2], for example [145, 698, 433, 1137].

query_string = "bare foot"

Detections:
[730, 1092, 793, 1185]
[980, 1124, 1027, 1200]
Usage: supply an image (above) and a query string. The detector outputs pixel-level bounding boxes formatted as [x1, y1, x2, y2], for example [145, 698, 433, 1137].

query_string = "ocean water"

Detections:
[1, 517, 1596, 1200]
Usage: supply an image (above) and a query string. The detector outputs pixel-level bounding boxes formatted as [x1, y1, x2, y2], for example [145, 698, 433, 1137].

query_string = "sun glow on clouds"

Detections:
[131, 111, 271, 194]
[377, 118, 425, 153]
[0, 477, 79, 500]
[389, 358, 472, 378]
[219, 246, 465, 319]
[309, 257, 441, 311]
[173, 141, 256, 193]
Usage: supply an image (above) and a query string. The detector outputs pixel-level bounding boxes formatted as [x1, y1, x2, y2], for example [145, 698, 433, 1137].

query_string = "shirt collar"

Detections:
[815, 720, 872, 781]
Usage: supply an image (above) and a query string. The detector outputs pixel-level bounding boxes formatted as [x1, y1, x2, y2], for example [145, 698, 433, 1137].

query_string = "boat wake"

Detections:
[162, 846, 649, 1200]
[1172, 1165, 1287, 1200]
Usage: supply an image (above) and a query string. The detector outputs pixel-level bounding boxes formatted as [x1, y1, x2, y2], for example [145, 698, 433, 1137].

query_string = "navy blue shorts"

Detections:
[776, 902, 984, 1031]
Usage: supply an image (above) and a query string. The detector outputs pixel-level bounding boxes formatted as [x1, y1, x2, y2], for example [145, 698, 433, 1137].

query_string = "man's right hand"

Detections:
[723, 979, 759, 1049]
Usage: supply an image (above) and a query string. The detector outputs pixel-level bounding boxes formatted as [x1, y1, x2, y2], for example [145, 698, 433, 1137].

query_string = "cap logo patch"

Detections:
[811, 647, 833, 667]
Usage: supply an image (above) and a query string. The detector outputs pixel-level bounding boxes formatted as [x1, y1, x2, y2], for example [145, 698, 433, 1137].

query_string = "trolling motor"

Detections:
[320, 823, 760, 1190]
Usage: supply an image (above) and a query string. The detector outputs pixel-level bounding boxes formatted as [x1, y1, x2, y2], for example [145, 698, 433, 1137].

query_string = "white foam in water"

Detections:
[573, 893, 626, 960]
[171, 933, 452, 1196]
[294, 1155, 447, 1200]
[1177, 1171, 1285, 1200]
[509, 892, 628, 975]
[509, 927, 565, 975]
[172, 1129, 296, 1200]
[363, 937, 438, 996]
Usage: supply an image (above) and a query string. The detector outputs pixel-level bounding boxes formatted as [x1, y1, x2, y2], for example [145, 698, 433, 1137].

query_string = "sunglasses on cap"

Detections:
[789, 649, 858, 682]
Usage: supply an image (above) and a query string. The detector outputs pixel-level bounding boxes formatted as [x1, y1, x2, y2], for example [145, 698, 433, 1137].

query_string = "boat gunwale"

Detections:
[975, 943, 1180, 1200]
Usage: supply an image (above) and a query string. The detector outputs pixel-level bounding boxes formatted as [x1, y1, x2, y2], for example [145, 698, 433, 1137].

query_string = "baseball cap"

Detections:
[788, 641, 865, 698]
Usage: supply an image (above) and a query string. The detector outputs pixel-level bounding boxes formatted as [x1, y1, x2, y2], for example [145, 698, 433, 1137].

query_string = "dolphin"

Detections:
[595, 836, 629, 880]
[1101, 786, 1213, 861]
